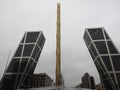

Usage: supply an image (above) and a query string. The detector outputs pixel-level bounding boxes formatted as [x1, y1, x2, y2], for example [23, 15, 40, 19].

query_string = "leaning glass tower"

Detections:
[0, 31, 45, 90]
[83, 27, 120, 90]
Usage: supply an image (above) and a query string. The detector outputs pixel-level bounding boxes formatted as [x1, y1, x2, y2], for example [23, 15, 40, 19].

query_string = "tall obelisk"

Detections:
[56, 0, 61, 86]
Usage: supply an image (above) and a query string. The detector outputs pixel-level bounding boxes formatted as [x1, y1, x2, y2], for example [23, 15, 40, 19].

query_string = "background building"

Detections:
[81, 72, 95, 89]
[0, 31, 45, 90]
[81, 73, 91, 88]
[83, 27, 120, 90]
[90, 76, 95, 89]
[28, 73, 53, 88]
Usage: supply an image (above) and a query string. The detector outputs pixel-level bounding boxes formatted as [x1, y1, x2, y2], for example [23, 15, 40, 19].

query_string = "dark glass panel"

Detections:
[101, 56, 112, 71]
[95, 41, 108, 54]
[19, 58, 28, 72]
[111, 55, 120, 71]
[21, 35, 25, 43]
[103, 79, 113, 90]
[38, 33, 45, 49]
[1, 75, 17, 90]
[104, 30, 110, 39]
[94, 61, 100, 72]
[7, 58, 20, 73]
[107, 41, 118, 54]
[23, 44, 34, 56]
[29, 62, 36, 74]
[95, 59, 104, 75]
[110, 73, 117, 87]
[1, 78, 13, 90]
[14, 45, 23, 57]
[102, 74, 107, 80]
[116, 73, 120, 87]
[35, 50, 41, 62]
[32, 45, 40, 59]
[26, 32, 39, 43]
[21, 75, 30, 88]
[84, 31, 91, 46]
[15, 74, 22, 87]
[96, 57, 106, 73]
[89, 43, 97, 58]
[87, 28, 104, 40]
[26, 60, 33, 74]
[5, 74, 17, 83]
[89, 49, 95, 60]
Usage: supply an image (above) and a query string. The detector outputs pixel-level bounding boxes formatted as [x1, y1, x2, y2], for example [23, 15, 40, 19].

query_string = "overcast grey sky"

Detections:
[0, 0, 120, 87]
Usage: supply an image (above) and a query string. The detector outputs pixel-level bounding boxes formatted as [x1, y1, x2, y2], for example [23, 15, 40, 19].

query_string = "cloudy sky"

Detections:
[0, 0, 120, 87]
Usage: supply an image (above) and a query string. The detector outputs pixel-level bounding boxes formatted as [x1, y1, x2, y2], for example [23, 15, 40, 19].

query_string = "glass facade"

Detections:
[83, 27, 120, 90]
[0, 31, 45, 90]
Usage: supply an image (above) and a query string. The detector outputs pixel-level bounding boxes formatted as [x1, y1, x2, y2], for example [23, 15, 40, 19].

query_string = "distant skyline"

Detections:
[0, 0, 120, 87]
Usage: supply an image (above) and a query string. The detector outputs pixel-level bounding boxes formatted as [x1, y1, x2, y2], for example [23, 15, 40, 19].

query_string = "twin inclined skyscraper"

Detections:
[84, 27, 120, 90]
[0, 31, 45, 90]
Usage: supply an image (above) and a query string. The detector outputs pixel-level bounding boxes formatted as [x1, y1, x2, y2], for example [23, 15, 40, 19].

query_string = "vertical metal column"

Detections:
[56, 2, 61, 86]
